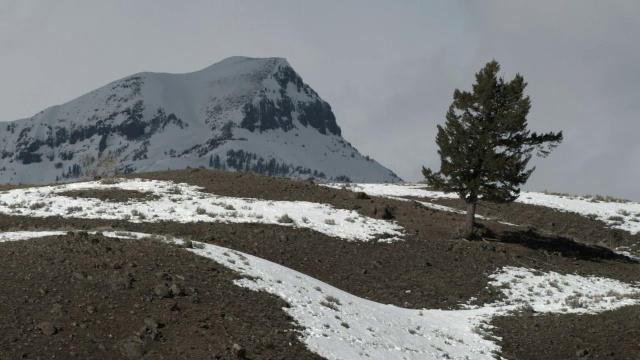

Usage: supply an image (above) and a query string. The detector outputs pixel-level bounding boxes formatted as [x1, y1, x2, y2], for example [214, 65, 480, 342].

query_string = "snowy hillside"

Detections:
[0, 56, 401, 184]
[1, 176, 639, 359]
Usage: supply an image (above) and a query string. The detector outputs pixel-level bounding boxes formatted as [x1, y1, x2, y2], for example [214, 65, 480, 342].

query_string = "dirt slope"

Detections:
[0, 168, 638, 359]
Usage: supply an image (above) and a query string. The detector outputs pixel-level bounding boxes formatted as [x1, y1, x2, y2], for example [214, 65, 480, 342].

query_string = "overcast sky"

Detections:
[1, 1, 639, 200]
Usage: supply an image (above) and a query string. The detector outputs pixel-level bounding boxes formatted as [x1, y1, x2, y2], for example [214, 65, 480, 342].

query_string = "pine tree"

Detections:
[423, 60, 563, 239]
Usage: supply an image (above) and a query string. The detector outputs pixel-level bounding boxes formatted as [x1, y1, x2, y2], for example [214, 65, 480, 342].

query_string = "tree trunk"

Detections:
[465, 201, 477, 239]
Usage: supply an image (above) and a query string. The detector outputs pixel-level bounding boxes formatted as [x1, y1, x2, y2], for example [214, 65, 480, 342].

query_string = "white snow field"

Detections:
[0, 231, 639, 360]
[0, 179, 403, 242]
[325, 183, 640, 234]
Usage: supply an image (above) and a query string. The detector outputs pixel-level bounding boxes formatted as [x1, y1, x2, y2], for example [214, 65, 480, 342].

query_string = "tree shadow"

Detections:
[496, 229, 636, 263]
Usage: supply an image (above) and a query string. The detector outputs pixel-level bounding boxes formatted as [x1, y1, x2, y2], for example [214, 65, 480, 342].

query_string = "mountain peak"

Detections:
[0, 57, 402, 184]
[194, 56, 290, 75]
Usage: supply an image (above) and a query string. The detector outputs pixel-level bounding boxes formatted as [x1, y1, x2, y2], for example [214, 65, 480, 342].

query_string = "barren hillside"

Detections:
[0, 169, 638, 359]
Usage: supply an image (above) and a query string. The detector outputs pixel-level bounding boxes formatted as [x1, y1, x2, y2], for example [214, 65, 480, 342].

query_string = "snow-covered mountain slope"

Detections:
[0, 56, 401, 184]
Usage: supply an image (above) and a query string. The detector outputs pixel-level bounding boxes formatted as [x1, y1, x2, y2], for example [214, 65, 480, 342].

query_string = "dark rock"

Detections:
[353, 191, 370, 200]
[370, 206, 395, 220]
[576, 349, 589, 357]
[232, 343, 246, 358]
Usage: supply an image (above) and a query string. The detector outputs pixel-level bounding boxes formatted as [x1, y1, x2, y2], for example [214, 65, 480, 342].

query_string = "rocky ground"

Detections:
[0, 168, 638, 359]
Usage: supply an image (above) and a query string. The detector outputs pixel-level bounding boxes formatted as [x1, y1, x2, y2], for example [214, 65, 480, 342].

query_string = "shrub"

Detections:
[324, 295, 341, 305]
[277, 214, 295, 224]
[131, 209, 146, 219]
[319, 301, 339, 311]
[66, 206, 83, 214]
[608, 215, 625, 222]
[100, 177, 123, 185]
[29, 202, 46, 210]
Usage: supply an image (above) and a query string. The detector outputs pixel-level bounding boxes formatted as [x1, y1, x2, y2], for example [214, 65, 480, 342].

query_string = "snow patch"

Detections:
[487, 266, 640, 314]
[0, 179, 403, 242]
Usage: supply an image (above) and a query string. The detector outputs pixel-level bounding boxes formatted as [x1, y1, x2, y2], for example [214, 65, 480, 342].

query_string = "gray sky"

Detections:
[1, 0, 639, 200]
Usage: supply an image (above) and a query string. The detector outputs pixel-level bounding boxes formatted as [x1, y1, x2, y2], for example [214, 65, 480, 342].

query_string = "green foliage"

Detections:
[423, 60, 563, 205]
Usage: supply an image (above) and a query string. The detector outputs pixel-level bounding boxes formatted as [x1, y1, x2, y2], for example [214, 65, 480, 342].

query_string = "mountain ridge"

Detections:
[0, 56, 401, 184]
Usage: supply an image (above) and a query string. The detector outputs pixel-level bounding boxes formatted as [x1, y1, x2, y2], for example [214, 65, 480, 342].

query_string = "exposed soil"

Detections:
[0, 168, 638, 359]
[0, 232, 321, 360]
[492, 305, 640, 359]
[428, 197, 640, 251]
[58, 189, 161, 203]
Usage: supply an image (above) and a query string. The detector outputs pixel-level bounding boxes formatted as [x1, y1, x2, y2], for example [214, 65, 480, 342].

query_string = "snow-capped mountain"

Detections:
[0, 56, 401, 184]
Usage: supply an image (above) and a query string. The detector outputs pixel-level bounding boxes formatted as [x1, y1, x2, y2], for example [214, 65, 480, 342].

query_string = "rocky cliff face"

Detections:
[0, 56, 401, 184]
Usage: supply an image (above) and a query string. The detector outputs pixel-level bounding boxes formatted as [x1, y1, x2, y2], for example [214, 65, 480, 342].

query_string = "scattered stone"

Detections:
[117, 336, 147, 359]
[144, 317, 163, 332]
[167, 301, 180, 312]
[50, 303, 64, 315]
[370, 205, 395, 220]
[232, 343, 246, 358]
[576, 349, 589, 357]
[37, 322, 57, 336]
[352, 191, 370, 200]
[72, 271, 87, 280]
[169, 283, 182, 296]
[153, 284, 170, 298]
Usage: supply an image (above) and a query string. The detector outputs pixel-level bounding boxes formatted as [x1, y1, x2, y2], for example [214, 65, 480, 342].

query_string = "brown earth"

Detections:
[0, 168, 638, 359]
[491, 305, 640, 360]
[0, 232, 321, 360]
[427, 197, 640, 253]
[58, 189, 161, 203]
